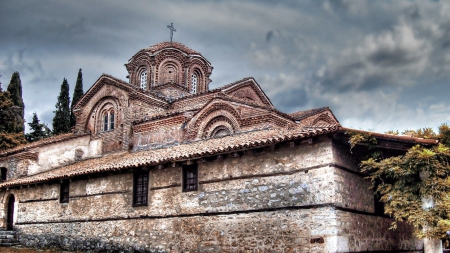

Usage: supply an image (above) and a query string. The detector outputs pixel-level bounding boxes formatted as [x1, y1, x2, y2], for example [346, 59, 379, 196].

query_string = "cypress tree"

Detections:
[70, 68, 84, 127]
[0, 90, 27, 150]
[26, 112, 51, 142]
[52, 78, 71, 135]
[7, 71, 25, 132]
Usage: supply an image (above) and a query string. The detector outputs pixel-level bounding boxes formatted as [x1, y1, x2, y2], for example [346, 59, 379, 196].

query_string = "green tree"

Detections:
[52, 78, 71, 135]
[0, 90, 27, 150]
[70, 68, 84, 128]
[7, 71, 25, 132]
[25, 112, 51, 142]
[352, 125, 450, 239]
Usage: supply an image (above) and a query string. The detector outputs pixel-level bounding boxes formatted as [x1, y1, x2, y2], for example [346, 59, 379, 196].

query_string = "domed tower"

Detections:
[125, 42, 213, 94]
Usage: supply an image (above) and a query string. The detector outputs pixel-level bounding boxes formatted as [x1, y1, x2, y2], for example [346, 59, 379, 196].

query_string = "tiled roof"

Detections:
[289, 107, 330, 120]
[144, 42, 200, 55]
[0, 133, 88, 157]
[0, 125, 338, 188]
[339, 127, 439, 145]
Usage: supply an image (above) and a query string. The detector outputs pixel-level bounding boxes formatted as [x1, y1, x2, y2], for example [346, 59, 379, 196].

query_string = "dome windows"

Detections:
[140, 71, 147, 90]
[191, 73, 197, 94]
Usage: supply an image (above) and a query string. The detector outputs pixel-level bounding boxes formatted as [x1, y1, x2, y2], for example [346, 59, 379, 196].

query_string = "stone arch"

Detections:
[189, 64, 205, 94]
[85, 97, 121, 134]
[202, 116, 235, 138]
[127, 53, 151, 86]
[158, 59, 183, 85]
[134, 65, 150, 90]
[192, 104, 241, 139]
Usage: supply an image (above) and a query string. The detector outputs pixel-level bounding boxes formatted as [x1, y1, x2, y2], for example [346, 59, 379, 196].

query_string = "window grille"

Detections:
[183, 164, 198, 192]
[140, 71, 147, 90]
[191, 73, 197, 94]
[133, 170, 149, 206]
[60, 181, 70, 203]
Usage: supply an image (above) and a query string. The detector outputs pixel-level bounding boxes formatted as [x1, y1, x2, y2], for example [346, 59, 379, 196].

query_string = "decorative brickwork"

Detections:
[125, 42, 212, 94]
[0, 41, 429, 252]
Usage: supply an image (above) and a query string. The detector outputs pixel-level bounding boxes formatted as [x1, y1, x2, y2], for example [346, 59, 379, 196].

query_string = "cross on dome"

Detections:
[167, 23, 176, 42]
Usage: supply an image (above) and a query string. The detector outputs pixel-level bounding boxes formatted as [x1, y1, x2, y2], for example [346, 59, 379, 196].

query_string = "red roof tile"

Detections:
[0, 125, 338, 188]
[339, 127, 439, 145]
[144, 42, 200, 55]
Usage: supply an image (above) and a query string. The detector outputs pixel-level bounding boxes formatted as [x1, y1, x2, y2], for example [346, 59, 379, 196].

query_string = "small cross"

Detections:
[167, 23, 176, 42]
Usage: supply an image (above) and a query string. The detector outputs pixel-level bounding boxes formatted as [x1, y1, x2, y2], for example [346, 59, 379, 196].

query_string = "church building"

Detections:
[0, 40, 434, 252]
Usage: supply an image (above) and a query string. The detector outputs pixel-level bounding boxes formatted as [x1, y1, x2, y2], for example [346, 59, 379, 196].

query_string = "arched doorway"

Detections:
[6, 195, 15, 230]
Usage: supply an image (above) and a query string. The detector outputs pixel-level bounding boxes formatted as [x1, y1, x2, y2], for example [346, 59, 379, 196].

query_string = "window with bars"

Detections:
[191, 73, 197, 94]
[183, 164, 198, 192]
[60, 181, 70, 203]
[140, 71, 147, 90]
[133, 170, 149, 206]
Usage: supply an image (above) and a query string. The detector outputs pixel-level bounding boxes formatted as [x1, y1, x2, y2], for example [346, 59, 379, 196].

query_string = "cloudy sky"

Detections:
[1, 0, 450, 133]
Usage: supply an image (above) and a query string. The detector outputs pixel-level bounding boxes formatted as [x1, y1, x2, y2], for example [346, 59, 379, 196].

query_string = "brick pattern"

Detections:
[125, 42, 212, 93]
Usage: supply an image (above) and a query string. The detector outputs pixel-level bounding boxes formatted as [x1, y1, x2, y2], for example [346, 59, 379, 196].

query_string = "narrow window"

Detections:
[140, 71, 147, 90]
[104, 114, 108, 131]
[110, 112, 115, 130]
[60, 181, 70, 203]
[0, 167, 7, 182]
[191, 73, 197, 94]
[183, 164, 198, 192]
[133, 170, 149, 206]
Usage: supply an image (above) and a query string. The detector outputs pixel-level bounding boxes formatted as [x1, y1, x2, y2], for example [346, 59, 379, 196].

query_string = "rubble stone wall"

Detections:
[15, 207, 421, 252]
[0, 138, 422, 252]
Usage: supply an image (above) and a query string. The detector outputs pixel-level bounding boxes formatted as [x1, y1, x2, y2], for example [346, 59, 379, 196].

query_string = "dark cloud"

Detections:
[1, 0, 450, 133]
[272, 87, 308, 113]
[266, 31, 274, 42]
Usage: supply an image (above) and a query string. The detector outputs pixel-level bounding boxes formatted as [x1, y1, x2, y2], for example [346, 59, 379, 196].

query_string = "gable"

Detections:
[220, 78, 274, 108]
[290, 107, 340, 127]
[72, 75, 170, 133]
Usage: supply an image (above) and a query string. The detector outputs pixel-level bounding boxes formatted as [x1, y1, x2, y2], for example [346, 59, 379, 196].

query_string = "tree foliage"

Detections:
[70, 68, 84, 128]
[6, 71, 25, 132]
[353, 125, 450, 239]
[0, 90, 27, 150]
[25, 112, 51, 142]
[52, 78, 71, 135]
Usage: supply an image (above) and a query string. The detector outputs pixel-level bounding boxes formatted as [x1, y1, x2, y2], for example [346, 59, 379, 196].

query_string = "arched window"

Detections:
[110, 112, 114, 130]
[191, 73, 197, 94]
[140, 71, 147, 90]
[103, 110, 115, 132]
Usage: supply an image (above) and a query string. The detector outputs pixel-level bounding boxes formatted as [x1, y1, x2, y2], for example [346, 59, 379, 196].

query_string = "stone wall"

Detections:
[0, 135, 102, 180]
[0, 137, 422, 252]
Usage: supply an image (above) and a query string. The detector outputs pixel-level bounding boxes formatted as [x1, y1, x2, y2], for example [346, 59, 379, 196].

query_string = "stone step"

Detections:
[0, 234, 16, 239]
[1, 237, 18, 242]
[0, 230, 19, 247]
[0, 242, 20, 247]
[0, 230, 16, 235]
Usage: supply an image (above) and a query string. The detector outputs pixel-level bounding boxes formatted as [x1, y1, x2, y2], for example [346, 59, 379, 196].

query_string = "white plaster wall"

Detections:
[27, 136, 102, 176]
